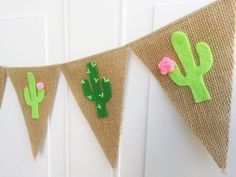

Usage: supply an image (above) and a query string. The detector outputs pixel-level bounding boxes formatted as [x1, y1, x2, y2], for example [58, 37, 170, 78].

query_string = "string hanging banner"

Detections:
[0, 0, 235, 170]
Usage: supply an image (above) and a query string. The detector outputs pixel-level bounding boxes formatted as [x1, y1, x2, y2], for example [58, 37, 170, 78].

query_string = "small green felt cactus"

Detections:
[81, 61, 112, 118]
[169, 31, 213, 103]
[24, 72, 45, 119]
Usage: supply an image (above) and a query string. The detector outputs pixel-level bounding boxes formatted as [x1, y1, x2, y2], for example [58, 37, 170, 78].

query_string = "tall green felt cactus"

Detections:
[81, 61, 112, 118]
[24, 72, 45, 119]
[169, 31, 213, 103]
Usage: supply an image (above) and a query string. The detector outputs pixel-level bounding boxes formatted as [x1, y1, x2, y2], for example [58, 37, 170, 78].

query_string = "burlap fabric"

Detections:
[0, 67, 6, 107]
[61, 47, 128, 167]
[7, 66, 59, 158]
[128, 0, 235, 170]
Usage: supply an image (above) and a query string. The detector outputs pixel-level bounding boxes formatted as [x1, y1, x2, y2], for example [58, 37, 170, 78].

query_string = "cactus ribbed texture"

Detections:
[81, 61, 112, 118]
[24, 72, 45, 119]
[169, 31, 213, 103]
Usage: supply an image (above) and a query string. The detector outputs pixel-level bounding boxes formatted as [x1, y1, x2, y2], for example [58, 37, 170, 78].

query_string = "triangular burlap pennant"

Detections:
[0, 67, 6, 107]
[61, 47, 128, 168]
[7, 66, 59, 158]
[129, 0, 235, 170]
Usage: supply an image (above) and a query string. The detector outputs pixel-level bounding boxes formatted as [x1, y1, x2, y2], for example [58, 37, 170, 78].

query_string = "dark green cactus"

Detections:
[81, 61, 112, 118]
[24, 72, 45, 119]
[169, 31, 213, 103]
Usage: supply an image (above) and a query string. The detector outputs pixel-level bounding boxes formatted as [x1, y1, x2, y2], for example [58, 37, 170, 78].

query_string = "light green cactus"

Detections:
[169, 31, 213, 103]
[24, 72, 45, 119]
[81, 61, 112, 118]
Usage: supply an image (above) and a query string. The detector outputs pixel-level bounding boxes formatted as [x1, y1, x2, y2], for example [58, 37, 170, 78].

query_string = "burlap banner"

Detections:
[7, 66, 59, 158]
[0, 67, 6, 107]
[129, 0, 235, 169]
[0, 0, 234, 171]
[61, 47, 128, 167]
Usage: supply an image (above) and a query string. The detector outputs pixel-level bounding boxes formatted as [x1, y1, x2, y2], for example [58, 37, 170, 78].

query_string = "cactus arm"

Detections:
[37, 89, 45, 102]
[171, 31, 197, 74]
[24, 87, 31, 105]
[196, 42, 213, 74]
[87, 62, 101, 96]
[101, 77, 112, 102]
[169, 65, 188, 86]
[81, 79, 94, 100]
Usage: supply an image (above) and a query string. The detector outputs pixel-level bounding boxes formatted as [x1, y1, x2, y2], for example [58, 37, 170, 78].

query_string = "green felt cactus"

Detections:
[24, 72, 45, 119]
[81, 61, 112, 118]
[169, 31, 213, 103]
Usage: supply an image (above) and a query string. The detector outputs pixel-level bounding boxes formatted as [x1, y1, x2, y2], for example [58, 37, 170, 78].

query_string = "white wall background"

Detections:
[0, 0, 235, 177]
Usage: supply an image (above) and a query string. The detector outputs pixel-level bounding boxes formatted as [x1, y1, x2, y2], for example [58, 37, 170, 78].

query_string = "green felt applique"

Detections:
[81, 61, 112, 118]
[24, 72, 45, 119]
[169, 31, 213, 103]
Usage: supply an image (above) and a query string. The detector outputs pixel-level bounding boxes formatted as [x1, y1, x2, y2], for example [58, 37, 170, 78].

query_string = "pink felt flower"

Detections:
[158, 57, 175, 75]
[37, 82, 44, 89]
